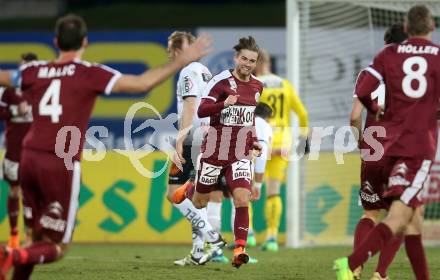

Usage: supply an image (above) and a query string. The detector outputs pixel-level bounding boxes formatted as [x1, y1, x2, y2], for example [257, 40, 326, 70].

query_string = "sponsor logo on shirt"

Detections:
[199, 162, 221, 185]
[228, 77, 237, 93]
[361, 181, 374, 194]
[48, 201, 63, 217]
[40, 215, 66, 232]
[232, 159, 252, 182]
[360, 191, 380, 203]
[388, 175, 410, 187]
[183, 76, 193, 94]
[394, 163, 408, 175]
[220, 105, 255, 126]
[255, 91, 260, 102]
[202, 72, 212, 83]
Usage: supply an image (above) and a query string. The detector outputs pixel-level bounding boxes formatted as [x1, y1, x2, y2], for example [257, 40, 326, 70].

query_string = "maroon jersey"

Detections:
[199, 69, 263, 163]
[18, 60, 121, 160]
[354, 70, 384, 152]
[0, 87, 32, 161]
[357, 38, 440, 160]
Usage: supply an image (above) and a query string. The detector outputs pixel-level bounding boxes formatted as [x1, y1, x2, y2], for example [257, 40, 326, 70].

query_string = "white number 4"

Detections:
[39, 79, 63, 123]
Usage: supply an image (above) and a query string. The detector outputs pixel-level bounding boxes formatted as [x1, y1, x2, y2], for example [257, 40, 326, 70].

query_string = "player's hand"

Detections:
[18, 101, 30, 116]
[178, 33, 213, 65]
[224, 95, 238, 107]
[252, 141, 263, 157]
[174, 140, 186, 164]
[250, 186, 261, 201]
[375, 106, 384, 121]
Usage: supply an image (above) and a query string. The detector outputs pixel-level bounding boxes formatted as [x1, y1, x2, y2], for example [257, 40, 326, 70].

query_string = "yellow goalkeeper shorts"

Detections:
[265, 155, 289, 181]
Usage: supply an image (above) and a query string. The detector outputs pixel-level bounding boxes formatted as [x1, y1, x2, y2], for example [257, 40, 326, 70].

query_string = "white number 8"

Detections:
[402, 56, 427, 98]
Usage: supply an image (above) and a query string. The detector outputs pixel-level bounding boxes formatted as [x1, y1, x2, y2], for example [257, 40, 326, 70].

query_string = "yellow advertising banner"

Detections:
[0, 151, 285, 244]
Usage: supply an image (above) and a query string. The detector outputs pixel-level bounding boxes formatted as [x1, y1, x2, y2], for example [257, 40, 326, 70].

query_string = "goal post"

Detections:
[286, 0, 440, 248]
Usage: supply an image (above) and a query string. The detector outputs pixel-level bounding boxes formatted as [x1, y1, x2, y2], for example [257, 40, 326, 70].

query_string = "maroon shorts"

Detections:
[194, 155, 253, 194]
[20, 149, 81, 243]
[2, 156, 20, 186]
[382, 157, 432, 208]
[359, 159, 390, 210]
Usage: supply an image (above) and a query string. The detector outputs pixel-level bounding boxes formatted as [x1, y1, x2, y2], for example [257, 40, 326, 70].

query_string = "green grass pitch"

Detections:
[21, 244, 439, 279]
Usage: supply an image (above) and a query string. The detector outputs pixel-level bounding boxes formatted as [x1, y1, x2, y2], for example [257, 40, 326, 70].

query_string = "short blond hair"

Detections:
[257, 48, 270, 65]
[168, 31, 196, 52]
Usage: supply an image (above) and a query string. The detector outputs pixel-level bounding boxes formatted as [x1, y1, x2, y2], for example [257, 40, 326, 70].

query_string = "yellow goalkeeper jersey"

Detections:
[258, 73, 308, 149]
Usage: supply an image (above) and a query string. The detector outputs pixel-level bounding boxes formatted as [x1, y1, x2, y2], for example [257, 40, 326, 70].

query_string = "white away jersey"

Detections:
[176, 62, 212, 141]
[255, 116, 273, 174]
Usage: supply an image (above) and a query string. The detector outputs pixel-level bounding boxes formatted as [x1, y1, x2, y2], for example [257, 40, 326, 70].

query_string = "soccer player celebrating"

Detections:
[0, 14, 212, 279]
[350, 23, 408, 280]
[0, 53, 36, 249]
[255, 49, 309, 251]
[334, 5, 436, 280]
[165, 31, 223, 266]
[228, 102, 273, 264]
[173, 36, 263, 268]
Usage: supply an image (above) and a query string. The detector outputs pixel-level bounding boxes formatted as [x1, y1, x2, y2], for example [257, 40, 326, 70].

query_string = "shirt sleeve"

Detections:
[201, 77, 224, 102]
[0, 87, 12, 119]
[254, 118, 272, 174]
[179, 68, 200, 99]
[18, 63, 39, 91]
[88, 64, 122, 95]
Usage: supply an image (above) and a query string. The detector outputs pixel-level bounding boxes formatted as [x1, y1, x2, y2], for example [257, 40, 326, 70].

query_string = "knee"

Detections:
[384, 214, 409, 235]
[233, 196, 249, 208]
[209, 191, 223, 203]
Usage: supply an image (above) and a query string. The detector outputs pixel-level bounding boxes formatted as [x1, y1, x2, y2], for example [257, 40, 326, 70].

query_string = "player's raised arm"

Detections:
[111, 34, 212, 94]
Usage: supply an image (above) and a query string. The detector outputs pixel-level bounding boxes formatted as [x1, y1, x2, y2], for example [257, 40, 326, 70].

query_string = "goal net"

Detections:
[286, 0, 440, 247]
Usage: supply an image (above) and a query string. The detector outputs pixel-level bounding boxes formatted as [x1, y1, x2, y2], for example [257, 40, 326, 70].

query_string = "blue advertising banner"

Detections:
[0, 31, 179, 150]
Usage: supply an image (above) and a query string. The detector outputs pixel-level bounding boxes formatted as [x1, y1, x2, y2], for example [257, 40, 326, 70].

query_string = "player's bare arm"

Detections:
[112, 33, 212, 94]
[350, 97, 364, 147]
[175, 96, 197, 164]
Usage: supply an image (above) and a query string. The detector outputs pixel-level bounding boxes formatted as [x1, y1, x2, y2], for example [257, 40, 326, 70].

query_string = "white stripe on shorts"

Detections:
[401, 160, 431, 205]
[62, 161, 81, 243]
[194, 154, 203, 193]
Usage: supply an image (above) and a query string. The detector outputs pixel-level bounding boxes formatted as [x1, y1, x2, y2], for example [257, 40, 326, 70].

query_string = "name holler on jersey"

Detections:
[220, 105, 255, 126]
[397, 44, 439, 55]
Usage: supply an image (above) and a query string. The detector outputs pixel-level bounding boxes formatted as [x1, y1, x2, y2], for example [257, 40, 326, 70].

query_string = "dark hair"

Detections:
[55, 14, 88, 51]
[21, 52, 38, 62]
[168, 31, 196, 52]
[233, 36, 260, 54]
[255, 102, 273, 119]
[406, 5, 433, 36]
[384, 23, 408, 44]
